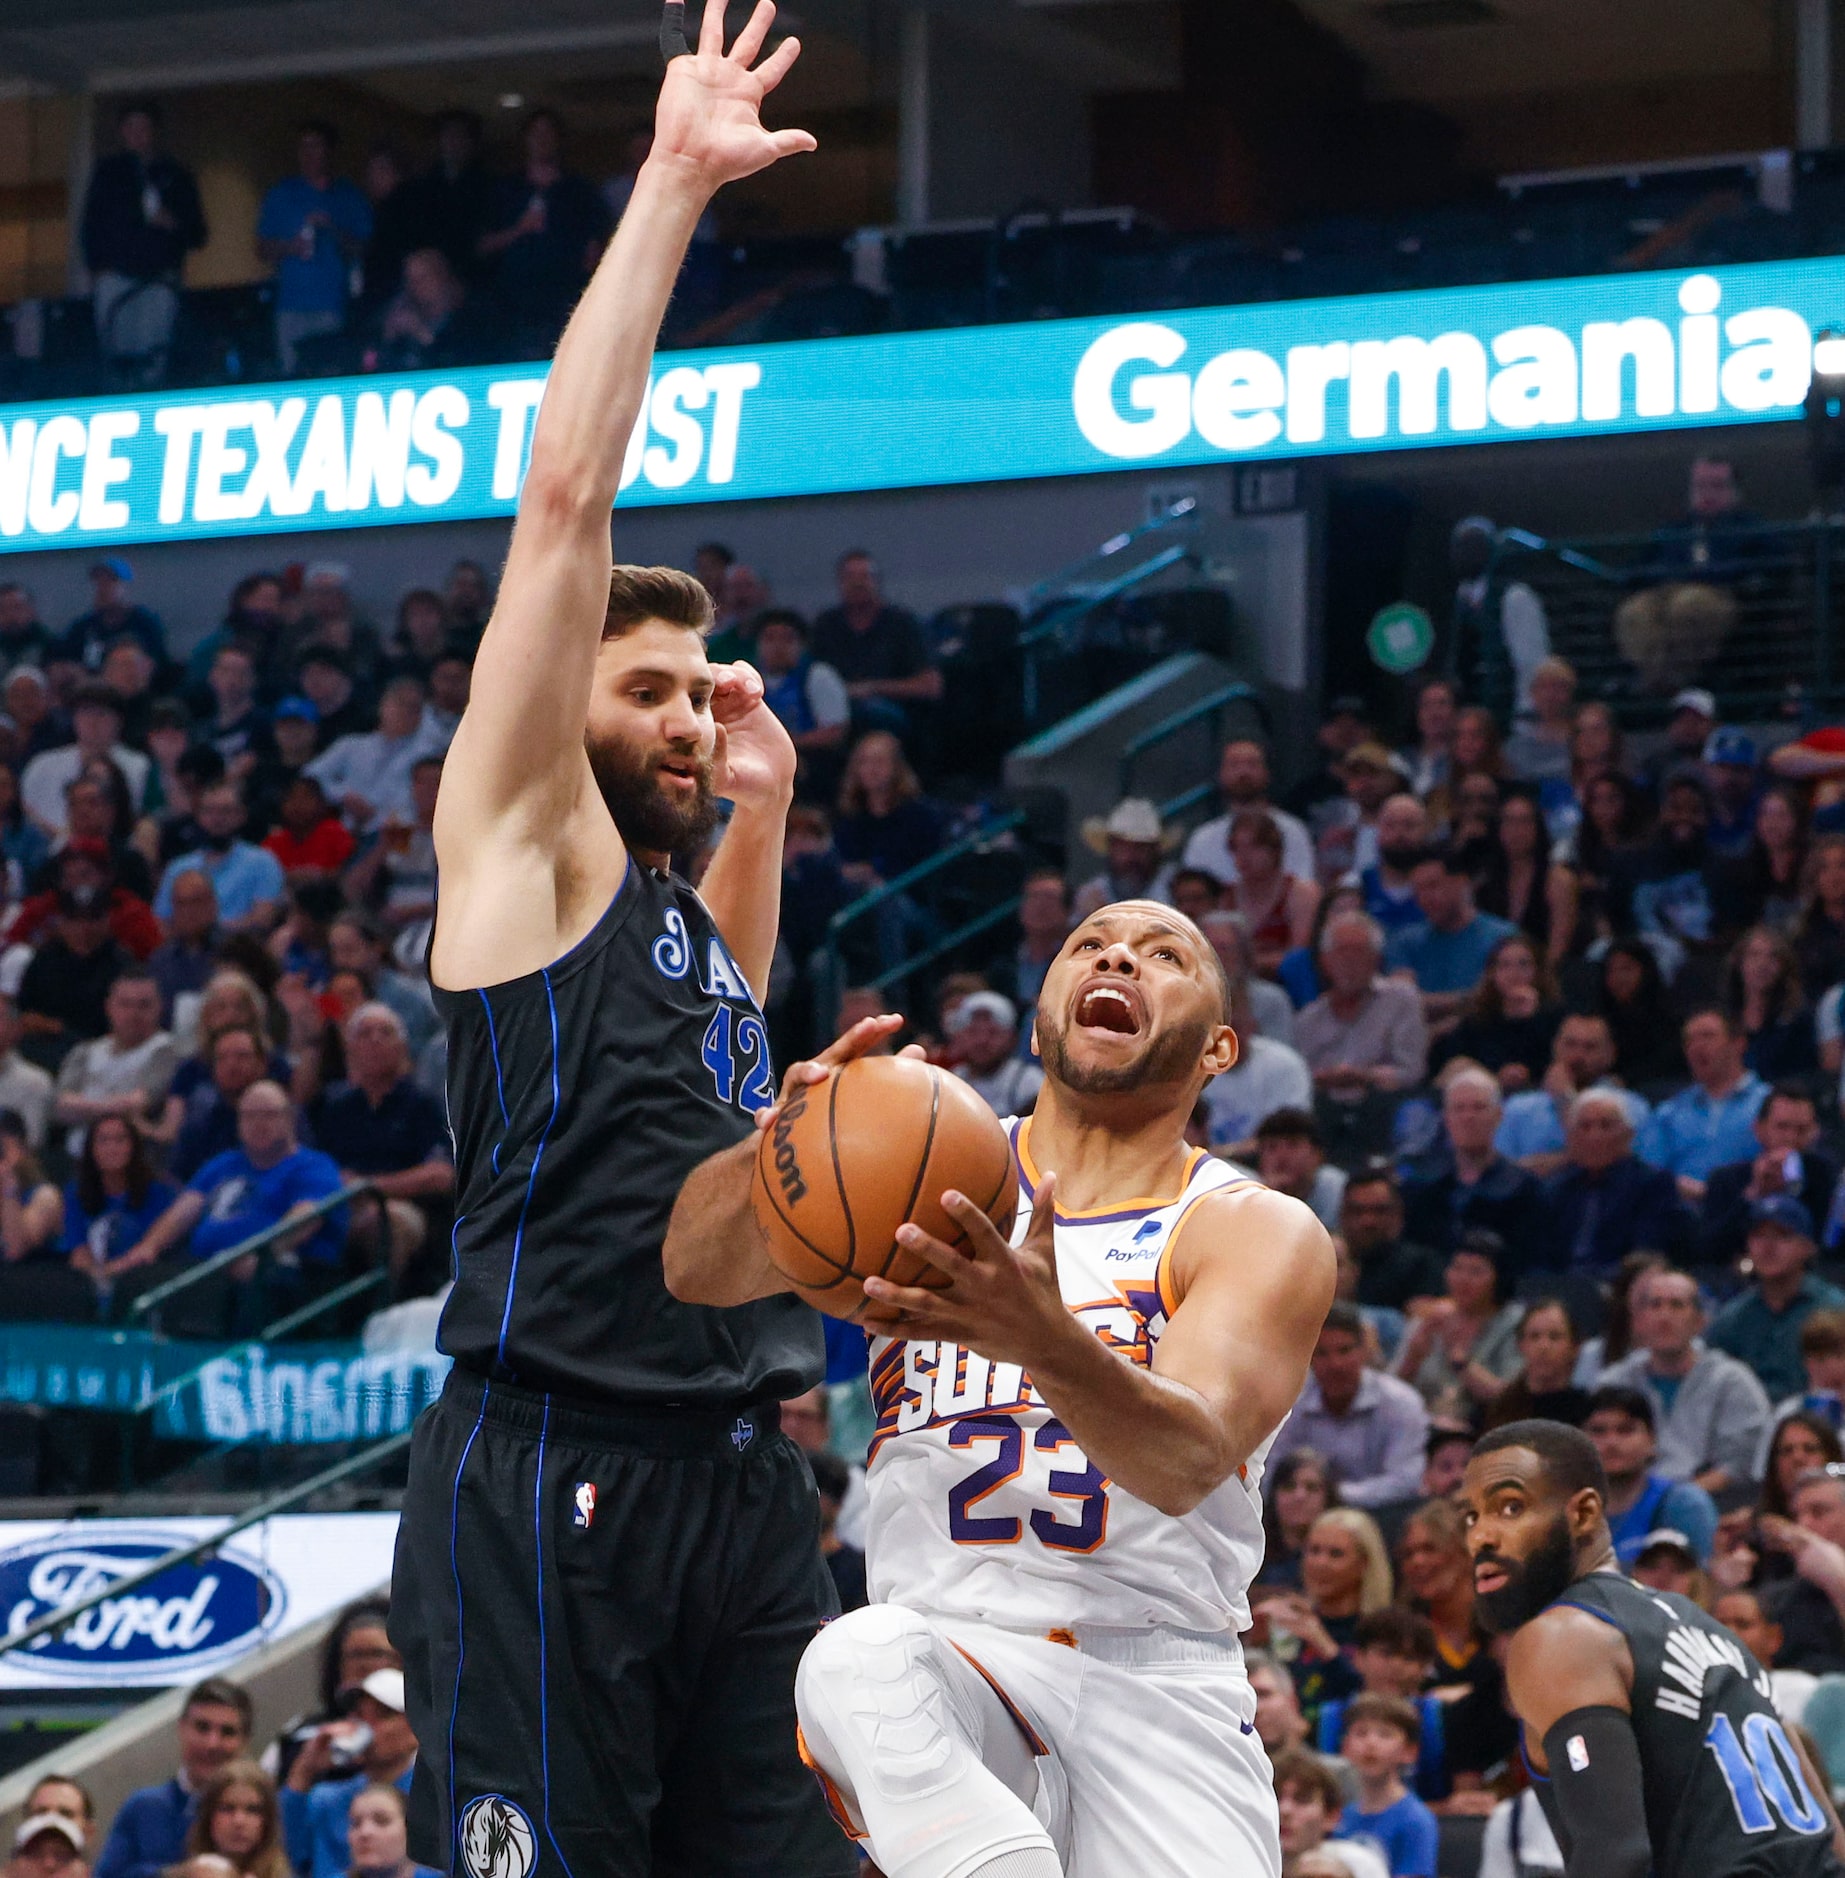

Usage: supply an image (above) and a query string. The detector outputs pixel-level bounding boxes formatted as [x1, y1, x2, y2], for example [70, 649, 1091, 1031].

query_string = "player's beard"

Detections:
[1036, 1003, 1213, 1097]
[586, 731, 721, 858]
[1473, 1514, 1577, 1635]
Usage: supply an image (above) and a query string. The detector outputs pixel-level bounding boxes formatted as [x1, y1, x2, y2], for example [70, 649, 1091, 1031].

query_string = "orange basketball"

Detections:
[751, 1054, 1020, 1320]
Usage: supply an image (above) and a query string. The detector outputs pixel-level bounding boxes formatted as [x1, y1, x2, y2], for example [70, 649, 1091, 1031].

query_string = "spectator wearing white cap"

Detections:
[7, 1813, 85, 1878]
[281, 1668, 418, 1878]
[947, 991, 1043, 1117]
[1644, 687, 1719, 795]
[284, 563, 385, 704]
[1072, 797, 1179, 919]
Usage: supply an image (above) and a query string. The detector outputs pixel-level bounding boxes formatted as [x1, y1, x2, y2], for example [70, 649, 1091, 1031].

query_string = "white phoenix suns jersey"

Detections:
[865, 1117, 1276, 1634]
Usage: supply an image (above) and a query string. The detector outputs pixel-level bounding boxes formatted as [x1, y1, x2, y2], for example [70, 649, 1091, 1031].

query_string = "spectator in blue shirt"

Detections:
[58, 558, 168, 677]
[1636, 1008, 1770, 1199]
[93, 1678, 252, 1878]
[1496, 1011, 1649, 1176]
[256, 121, 372, 371]
[1355, 794, 1430, 935]
[311, 1003, 452, 1281]
[117, 1081, 345, 1291]
[1584, 1384, 1719, 1566]
[1384, 846, 1517, 1036]
[62, 1112, 178, 1293]
[1334, 1695, 1439, 1877]
[281, 1667, 419, 1878]
[156, 781, 286, 932]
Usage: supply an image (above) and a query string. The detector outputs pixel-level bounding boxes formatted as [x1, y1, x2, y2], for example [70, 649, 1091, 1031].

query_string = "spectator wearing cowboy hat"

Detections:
[1313, 741, 1403, 883]
[1073, 797, 1179, 919]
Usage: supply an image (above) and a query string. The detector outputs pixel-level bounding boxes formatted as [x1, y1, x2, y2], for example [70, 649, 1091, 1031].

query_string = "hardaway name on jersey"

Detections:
[864, 1119, 1275, 1633]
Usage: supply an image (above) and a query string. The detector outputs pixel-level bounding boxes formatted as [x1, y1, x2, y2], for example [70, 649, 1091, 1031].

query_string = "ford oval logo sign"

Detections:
[0, 1530, 285, 1682]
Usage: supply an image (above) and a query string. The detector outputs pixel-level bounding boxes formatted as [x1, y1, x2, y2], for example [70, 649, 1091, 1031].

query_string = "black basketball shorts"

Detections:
[390, 1369, 857, 1878]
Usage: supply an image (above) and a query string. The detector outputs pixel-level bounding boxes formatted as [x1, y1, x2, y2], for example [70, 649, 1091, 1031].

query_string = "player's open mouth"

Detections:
[658, 760, 700, 791]
[1473, 1560, 1509, 1596]
[1072, 981, 1143, 1036]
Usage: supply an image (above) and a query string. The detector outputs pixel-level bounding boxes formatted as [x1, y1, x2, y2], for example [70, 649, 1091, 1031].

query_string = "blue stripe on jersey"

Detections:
[533, 1396, 576, 1878]
[447, 1378, 489, 1863]
[477, 989, 512, 1175]
[494, 969, 562, 1370]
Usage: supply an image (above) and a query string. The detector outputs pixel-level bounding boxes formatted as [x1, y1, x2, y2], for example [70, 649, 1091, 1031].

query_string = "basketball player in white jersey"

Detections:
[664, 900, 1335, 1878]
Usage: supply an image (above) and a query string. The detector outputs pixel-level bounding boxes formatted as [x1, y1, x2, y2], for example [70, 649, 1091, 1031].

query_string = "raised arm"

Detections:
[862, 1180, 1335, 1516]
[431, 0, 812, 983]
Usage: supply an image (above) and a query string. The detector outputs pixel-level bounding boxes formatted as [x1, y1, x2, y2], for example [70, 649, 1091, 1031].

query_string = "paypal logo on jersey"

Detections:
[650, 907, 754, 1000]
[0, 1531, 283, 1680]
[1103, 1220, 1166, 1263]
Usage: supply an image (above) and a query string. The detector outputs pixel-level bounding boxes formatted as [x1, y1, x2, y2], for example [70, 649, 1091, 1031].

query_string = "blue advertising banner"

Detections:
[0, 1321, 448, 1444]
[0, 258, 1833, 553]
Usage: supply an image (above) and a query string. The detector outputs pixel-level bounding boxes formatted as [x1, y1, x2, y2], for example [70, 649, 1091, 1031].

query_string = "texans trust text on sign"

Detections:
[0, 259, 1839, 552]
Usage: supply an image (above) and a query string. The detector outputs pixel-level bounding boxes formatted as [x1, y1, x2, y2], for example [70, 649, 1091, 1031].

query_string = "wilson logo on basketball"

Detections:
[771, 1090, 810, 1205]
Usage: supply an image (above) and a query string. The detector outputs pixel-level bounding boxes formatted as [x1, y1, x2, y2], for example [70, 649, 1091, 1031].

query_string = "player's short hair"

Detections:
[1471, 1418, 1609, 1505]
[1587, 1383, 1655, 1431]
[1340, 1692, 1419, 1750]
[1270, 1749, 1342, 1812]
[1802, 1309, 1845, 1359]
[603, 565, 714, 642]
[1353, 1608, 1436, 1661]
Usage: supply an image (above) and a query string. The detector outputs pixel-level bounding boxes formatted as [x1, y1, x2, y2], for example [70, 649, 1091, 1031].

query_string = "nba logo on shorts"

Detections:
[572, 1481, 596, 1529]
[458, 1795, 536, 1878]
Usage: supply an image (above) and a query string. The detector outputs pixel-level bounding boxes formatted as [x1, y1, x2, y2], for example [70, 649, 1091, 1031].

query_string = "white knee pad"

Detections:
[796, 1607, 1060, 1878]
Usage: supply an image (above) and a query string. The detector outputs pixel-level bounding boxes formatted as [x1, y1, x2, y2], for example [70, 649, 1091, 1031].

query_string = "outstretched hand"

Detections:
[860, 1171, 1074, 1370]
[754, 1013, 925, 1133]
[654, 0, 815, 191]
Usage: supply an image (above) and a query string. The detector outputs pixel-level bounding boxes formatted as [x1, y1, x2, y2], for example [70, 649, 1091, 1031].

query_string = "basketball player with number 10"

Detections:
[666, 900, 1335, 1877]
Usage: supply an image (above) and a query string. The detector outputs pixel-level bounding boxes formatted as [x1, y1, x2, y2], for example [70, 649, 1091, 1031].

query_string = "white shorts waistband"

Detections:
[953, 1619, 1245, 1670]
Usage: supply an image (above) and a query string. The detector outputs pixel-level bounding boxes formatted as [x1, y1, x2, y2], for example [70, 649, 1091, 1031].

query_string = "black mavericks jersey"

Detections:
[433, 860, 823, 1406]
[1543, 1571, 1838, 1878]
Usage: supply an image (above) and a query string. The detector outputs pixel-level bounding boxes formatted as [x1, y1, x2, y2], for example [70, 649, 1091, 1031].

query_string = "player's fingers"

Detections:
[936, 1190, 1012, 1258]
[812, 1012, 905, 1067]
[659, 0, 692, 62]
[766, 126, 818, 159]
[710, 660, 764, 721]
[696, 0, 727, 57]
[896, 1042, 928, 1060]
[862, 1275, 954, 1318]
[754, 33, 803, 91]
[1027, 1170, 1057, 1242]
[729, 0, 776, 67]
[893, 1221, 973, 1278]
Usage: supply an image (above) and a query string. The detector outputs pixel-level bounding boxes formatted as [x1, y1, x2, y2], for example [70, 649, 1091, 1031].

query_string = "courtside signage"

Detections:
[0, 258, 1836, 551]
[0, 1512, 398, 1688]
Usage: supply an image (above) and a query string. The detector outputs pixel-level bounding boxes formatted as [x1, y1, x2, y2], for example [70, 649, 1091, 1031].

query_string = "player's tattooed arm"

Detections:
[664, 1014, 909, 1306]
[864, 1181, 1335, 1516]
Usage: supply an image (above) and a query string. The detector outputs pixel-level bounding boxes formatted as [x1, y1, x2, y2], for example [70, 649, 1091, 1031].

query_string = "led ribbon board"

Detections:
[0, 259, 1832, 551]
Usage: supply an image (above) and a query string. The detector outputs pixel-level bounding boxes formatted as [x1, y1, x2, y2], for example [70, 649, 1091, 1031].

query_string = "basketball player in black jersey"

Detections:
[1462, 1421, 1845, 1878]
[386, 8, 855, 1876]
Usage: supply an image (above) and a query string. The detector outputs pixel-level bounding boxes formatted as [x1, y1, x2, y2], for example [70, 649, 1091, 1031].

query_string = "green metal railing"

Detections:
[1, 1430, 414, 1663]
[818, 809, 1031, 1034]
[1118, 682, 1272, 822]
[1020, 498, 1202, 724]
[117, 1179, 392, 1491]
